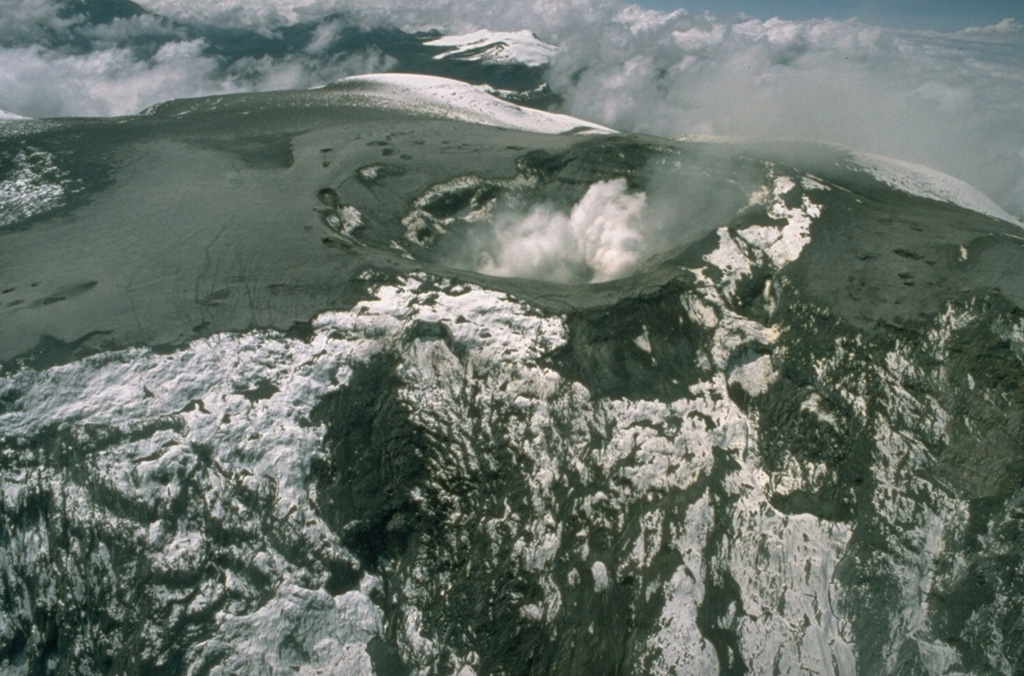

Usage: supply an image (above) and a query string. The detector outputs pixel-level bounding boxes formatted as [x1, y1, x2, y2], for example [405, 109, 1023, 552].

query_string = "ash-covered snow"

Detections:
[424, 30, 559, 68]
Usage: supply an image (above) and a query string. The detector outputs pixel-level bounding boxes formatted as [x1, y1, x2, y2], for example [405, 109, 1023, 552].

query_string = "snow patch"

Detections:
[633, 326, 652, 354]
[0, 146, 70, 228]
[329, 74, 613, 135]
[800, 393, 841, 430]
[190, 585, 381, 675]
[802, 175, 830, 191]
[705, 173, 821, 297]
[0, 274, 568, 672]
[424, 30, 558, 68]
[727, 353, 778, 397]
[358, 165, 380, 181]
[591, 561, 610, 592]
[848, 151, 1021, 226]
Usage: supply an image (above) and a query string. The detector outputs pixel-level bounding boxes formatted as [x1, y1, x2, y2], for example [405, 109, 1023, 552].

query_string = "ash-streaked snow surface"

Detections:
[2, 4, 1024, 676]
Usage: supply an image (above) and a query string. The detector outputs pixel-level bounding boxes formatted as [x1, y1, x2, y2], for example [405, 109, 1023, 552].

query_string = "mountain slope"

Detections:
[1, 79, 1023, 675]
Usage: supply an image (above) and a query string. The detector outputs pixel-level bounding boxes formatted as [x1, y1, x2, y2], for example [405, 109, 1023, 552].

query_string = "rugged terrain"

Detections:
[1, 75, 1023, 676]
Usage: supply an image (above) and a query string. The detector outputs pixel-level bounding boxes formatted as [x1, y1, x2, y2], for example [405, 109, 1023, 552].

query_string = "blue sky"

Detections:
[636, 0, 1020, 32]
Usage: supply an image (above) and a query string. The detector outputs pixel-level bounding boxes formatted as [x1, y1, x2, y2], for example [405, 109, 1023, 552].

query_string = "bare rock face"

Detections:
[1, 80, 1023, 675]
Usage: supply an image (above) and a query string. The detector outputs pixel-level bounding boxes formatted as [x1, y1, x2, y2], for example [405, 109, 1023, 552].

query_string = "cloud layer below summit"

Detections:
[1, 0, 1022, 215]
[544, 8, 1024, 216]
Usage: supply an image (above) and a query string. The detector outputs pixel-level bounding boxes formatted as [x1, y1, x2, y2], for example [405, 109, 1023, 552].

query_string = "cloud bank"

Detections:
[545, 9, 1024, 216]
[0, 0, 396, 117]
[1, 0, 1022, 216]
[133, 0, 617, 35]
[0, 40, 393, 118]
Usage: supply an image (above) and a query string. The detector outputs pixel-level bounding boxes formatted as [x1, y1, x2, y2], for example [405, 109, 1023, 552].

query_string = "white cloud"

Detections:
[0, 0, 78, 41]
[0, 40, 395, 117]
[542, 9, 1024, 215]
[133, 0, 617, 35]
[76, 14, 190, 44]
[0, 41, 225, 117]
[957, 18, 1022, 39]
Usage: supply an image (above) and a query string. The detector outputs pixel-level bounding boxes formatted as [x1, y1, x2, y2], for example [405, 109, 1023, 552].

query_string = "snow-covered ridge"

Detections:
[424, 29, 559, 68]
[0, 109, 27, 122]
[847, 151, 1021, 226]
[677, 135, 1021, 226]
[0, 269, 856, 673]
[329, 74, 613, 135]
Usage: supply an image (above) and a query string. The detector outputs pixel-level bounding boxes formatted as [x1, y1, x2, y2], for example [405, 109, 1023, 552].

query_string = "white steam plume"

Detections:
[461, 179, 649, 284]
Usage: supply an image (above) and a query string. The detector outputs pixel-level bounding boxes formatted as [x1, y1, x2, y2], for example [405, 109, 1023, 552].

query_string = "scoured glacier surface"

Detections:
[2, 81, 1024, 676]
